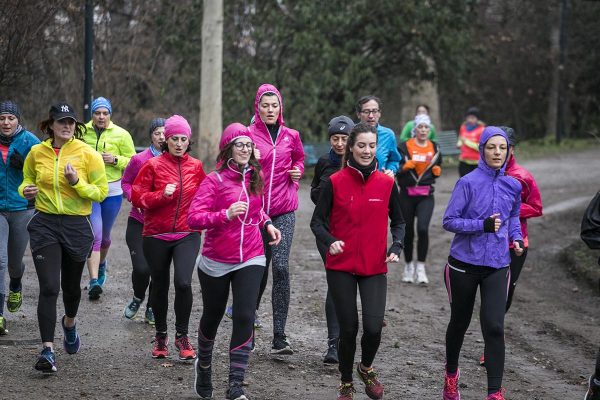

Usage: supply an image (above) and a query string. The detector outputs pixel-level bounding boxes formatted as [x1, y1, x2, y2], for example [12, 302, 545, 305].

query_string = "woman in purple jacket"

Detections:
[188, 123, 281, 400]
[121, 118, 165, 324]
[441, 127, 524, 400]
[248, 83, 304, 354]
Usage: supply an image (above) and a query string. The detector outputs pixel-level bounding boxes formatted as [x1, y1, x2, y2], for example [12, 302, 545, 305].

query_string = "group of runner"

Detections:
[0, 88, 557, 399]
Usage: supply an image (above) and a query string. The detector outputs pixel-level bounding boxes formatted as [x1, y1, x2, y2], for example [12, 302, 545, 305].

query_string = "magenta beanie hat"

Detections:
[164, 115, 192, 139]
[220, 123, 252, 150]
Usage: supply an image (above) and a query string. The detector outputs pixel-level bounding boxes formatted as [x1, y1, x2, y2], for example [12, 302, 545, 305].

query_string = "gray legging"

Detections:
[0, 210, 34, 299]
[257, 212, 295, 337]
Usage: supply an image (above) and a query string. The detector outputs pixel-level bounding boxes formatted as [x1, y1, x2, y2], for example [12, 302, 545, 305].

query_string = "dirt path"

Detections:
[1, 149, 599, 399]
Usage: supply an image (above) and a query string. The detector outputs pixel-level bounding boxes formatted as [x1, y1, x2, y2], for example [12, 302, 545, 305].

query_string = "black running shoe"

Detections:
[271, 333, 293, 355]
[194, 358, 213, 399]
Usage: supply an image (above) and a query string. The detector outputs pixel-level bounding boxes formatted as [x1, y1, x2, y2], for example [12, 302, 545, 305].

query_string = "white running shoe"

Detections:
[402, 262, 415, 283]
[415, 262, 429, 284]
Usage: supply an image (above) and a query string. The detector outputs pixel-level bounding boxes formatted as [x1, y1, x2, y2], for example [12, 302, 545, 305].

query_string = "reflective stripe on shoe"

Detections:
[7, 290, 23, 313]
[34, 347, 57, 373]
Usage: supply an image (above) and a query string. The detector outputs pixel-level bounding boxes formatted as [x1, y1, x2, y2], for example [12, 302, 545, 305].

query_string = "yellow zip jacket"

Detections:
[18, 138, 108, 215]
[82, 120, 135, 182]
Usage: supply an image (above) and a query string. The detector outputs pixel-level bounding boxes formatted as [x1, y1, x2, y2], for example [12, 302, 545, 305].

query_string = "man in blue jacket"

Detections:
[355, 95, 401, 177]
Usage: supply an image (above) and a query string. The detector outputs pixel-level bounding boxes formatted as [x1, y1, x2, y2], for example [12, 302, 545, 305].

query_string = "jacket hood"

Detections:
[253, 84, 285, 129]
[478, 126, 510, 175]
[220, 122, 252, 150]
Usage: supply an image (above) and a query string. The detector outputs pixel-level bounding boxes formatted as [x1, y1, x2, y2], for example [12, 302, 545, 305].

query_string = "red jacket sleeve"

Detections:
[131, 162, 173, 210]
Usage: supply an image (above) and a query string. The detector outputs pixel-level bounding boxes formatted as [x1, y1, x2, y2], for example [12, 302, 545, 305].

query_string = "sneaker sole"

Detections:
[123, 306, 140, 320]
[271, 346, 293, 355]
[151, 353, 169, 359]
[88, 285, 103, 300]
[145, 318, 156, 325]
[7, 303, 22, 313]
[63, 339, 81, 355]
[34, 359, 57, 373]
[178, 354, 197, 361]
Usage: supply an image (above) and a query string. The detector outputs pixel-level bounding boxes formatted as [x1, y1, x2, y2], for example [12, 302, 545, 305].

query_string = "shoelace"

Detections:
[339, 383, 356, 395]
[128, 301, 141, 312]
[153, 337, 168, 350]
[177, 336, 193, 350]
[8, 291, 20, 302]
[360, 368, 378, 386]
[444, 373, 459, 394]
[64, 325, 78, 343]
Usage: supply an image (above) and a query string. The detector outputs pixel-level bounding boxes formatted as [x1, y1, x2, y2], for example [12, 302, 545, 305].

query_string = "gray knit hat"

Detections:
[0, 101, 20, 120]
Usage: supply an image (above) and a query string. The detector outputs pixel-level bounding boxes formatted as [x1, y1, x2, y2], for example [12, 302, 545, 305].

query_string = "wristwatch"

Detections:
[113, 157, 118, 165]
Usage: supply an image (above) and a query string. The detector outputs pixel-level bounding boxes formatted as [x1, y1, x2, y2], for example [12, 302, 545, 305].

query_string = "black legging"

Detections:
[198, 265, 264, 348]
[142, 233, 200, 335]
[317, 240, 340, 339]
[399, 191, 434, 263]
[506, 247, 528, 312]
[444, 262, 509, 394]
[125, 217, 152, 305]
[326, 269, 386, 383]
[33, 244, 86, 343]
[595, 348, 600, 379]
[458, 161, 477, 177]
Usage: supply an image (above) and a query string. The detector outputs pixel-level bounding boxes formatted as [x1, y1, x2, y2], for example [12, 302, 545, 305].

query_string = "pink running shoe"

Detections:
[443, 368, 461, 400]
[356, 363, 384, 399]
[486, 388, 505, 400]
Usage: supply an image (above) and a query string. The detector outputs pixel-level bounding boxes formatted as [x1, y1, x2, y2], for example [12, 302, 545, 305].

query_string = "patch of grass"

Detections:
[515, 137, 600, 161]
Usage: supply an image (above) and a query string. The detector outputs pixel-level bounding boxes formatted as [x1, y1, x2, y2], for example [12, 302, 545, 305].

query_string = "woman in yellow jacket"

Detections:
[82, 97, 135, 299]
[19, 102, 108, 373]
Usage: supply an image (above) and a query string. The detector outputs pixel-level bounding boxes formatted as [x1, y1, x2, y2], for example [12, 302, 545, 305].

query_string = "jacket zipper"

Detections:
[53, 146, 64, 213]
[172, 158, 183, 232]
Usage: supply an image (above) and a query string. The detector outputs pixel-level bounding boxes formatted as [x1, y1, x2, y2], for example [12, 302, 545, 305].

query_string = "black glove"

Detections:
[483, 216, 496, 233]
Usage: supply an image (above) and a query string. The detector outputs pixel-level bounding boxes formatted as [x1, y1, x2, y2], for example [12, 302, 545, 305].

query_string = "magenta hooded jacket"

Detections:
[187, 165, 271, 264]
[248, 84, 305, 217]
[443, 127, 523, 268]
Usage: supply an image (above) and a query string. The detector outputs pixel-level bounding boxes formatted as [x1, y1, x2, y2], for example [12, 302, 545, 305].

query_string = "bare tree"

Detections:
[198, 0, 223, 167]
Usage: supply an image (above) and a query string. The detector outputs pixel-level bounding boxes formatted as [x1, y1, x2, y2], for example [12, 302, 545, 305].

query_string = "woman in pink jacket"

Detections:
[248, 83, 304, 355]
[188, 123, 281, 400]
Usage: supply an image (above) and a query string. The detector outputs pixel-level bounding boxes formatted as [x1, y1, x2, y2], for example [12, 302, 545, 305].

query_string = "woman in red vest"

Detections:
[311, 122, 405, 400]
[457, 107, 485, 177]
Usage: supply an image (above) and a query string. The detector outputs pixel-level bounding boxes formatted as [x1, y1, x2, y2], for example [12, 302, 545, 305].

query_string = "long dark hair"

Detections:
[38, 118, 85, 141]
[216, 142, 264, 195]
[341, 122, 377, 168]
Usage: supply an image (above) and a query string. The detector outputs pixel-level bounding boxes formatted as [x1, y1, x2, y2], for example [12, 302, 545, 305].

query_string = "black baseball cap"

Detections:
[499, 126, 517, 146]
[49, 102, 77, 121]
[328, 116, 354, 137]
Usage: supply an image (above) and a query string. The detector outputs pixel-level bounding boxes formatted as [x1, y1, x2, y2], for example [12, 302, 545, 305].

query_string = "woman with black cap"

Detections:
[82, 97, 136, 299]
[121, 118, 166, 325]
[19, 103, 108, 372]
[311, 122, 405, 400]
[456, 107, 485, 177]
[310, 115, 354, 364]
[0, 101, 40, 335]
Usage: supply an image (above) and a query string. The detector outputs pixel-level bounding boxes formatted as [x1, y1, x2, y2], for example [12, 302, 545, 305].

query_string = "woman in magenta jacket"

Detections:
[248, 83, 304, 354]
[188, 123, 281, 400]
[310, 122, 405, 400]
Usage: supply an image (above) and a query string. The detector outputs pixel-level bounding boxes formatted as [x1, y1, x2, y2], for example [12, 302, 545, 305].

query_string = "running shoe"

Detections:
[194, 358, 213, 399]
[225, 381, 248, 400]
[34, 347, 57, 373]
[175, 334, 197, 360]
[486, 388, 505, 400]
[442, 368, 461, 400]
[7, 289, 23, 312]
[88, 278, 103, 300]
[402, 262, 415, 283]
[415, 263, 429, 284]
[356, 363, 384, 400]
[97, 261, 107, 287]
[123, 297, 142, 320]
[271, 333, 293, 355]
[479, 354, 485, 366]
[224, 306, 262, 329]
[152, 334, 169, 358]
[585, 375, 600, 400]
[323, 337, 339, 364]
[62, 316, 81, 354]
[145, 307, 155, 325]
[0, 316, 7, 335]
[337, 382, 356, 400]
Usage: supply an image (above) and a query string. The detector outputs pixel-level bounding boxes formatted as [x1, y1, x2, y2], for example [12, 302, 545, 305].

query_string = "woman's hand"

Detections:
[385, 253, 399, 263]
[22, 184, 39, 200]
[288, 166, 302, 182]
[163, 183, 177, 197]
[329, 240, 345, 255]
[253, 147, 261, 160]
[513, 240, 524, 256]
[64, 162, 79, 185]
[266, 224, 281, 246]
[226, 201, 248, 220]
[484, 213, 501, 233]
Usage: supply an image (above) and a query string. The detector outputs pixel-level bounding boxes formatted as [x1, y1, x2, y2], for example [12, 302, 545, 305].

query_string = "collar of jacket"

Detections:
[162, 151, 189, 164]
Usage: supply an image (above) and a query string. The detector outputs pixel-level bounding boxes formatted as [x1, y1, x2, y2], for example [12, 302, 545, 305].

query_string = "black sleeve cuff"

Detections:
[387, 242, 403, 256]
[514, 239, 524, 249]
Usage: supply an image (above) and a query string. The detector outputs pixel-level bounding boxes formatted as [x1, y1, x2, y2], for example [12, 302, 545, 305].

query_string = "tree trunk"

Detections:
[546, 2, 560, 139]
[198, 0, 223, 168]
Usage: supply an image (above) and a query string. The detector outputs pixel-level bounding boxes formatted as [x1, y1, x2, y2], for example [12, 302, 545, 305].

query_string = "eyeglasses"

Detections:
[233, 142, 255, 150]
[360, 109, 380, 116]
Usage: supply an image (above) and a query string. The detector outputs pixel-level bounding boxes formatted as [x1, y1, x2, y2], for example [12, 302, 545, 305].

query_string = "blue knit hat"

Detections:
[91, 97, 112, 114]
[148, 118, 165, 136]
[0, 101, 21, 120]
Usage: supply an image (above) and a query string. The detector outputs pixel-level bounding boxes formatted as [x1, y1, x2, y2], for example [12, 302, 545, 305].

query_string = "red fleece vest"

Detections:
[326, 166, 394, 276]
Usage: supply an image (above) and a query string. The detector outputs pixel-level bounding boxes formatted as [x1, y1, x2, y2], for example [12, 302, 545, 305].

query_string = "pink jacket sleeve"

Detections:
[131, 162, 173, 210]
[187, 174, 230, 230]
[291, 132, 305, 174]
[121, 155, 141, 201]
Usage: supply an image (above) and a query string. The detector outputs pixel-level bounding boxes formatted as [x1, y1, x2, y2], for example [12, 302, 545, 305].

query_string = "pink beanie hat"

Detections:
[220, 123, 252, 150]
[164, 115, 192, 139]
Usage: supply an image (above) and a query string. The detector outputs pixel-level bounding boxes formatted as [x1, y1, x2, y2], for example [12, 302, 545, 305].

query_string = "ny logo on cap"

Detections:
[61, 105, 70, 112]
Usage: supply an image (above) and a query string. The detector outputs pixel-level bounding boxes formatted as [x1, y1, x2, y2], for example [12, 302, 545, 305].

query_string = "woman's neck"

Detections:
[415, 137, 428, 147]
